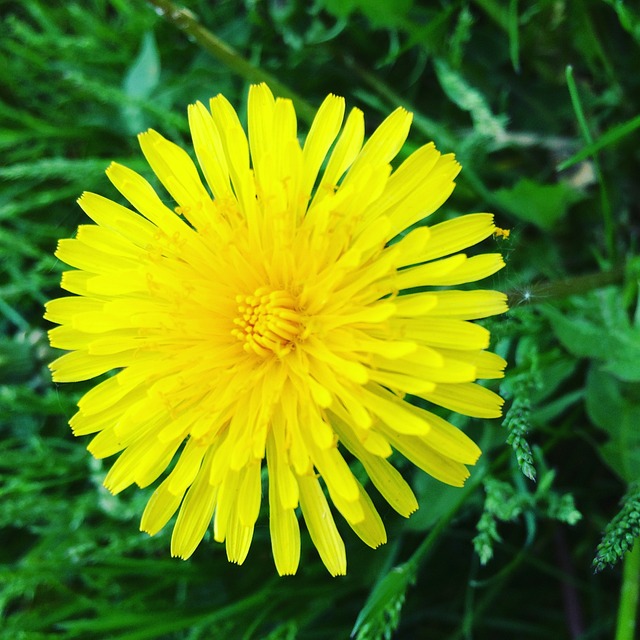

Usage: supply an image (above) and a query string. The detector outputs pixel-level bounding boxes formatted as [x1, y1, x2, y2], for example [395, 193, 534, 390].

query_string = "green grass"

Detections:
[2, 0, 639, 637]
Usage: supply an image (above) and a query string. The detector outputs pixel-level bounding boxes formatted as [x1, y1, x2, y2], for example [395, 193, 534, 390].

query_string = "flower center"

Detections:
[232, 287, 304, 357]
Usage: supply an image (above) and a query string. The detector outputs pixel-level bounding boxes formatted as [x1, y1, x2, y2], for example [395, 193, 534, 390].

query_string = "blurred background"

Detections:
[1, 0, 639, 638]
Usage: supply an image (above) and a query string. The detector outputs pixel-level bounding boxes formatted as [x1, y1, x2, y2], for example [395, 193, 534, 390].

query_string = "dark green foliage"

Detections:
[2, 0, 640, 637]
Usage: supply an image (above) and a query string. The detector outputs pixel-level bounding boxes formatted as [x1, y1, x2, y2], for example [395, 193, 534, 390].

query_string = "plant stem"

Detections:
[616, 543, 640, 640]
[506, 264, 626, 307]
[565, 65, 616, 261]
[144, 0, 317, 125]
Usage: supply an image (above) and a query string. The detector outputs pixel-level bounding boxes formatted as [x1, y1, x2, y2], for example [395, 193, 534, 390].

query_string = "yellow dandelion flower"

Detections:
[45, 84, 508, 576]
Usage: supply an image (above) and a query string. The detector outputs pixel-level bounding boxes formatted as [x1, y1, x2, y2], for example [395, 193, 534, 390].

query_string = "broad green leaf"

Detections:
[586, 367, 640, 484]
[495, 179, 583, 230]
[543, 307, 613, 361]
[121, 31, 160, 135]
[123, 31, 160, 100]
[544, 307, 640, 382]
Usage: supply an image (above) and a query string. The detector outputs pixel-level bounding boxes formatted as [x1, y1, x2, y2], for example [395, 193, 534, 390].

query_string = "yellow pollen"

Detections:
[231, 288, 304, 357]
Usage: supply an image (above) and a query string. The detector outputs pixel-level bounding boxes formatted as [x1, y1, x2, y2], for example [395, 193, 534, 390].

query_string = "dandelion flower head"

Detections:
[46, 84, 508, 576]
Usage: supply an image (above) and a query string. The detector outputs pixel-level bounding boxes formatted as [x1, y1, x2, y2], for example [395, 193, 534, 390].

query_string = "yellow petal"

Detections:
[394, 226, 431, 268]
[392, 294, 439, 317]
[225, 516, 254, 565]
[344, 107, 413, 191]
[106, 162, 189, 238]
[298, 474, 346, 577]
[367, 147, 461, 238]
[305, 337, 369, 384]
[361, 385, 431, 435]
[167, 437, 208, 495]
[421, 213, 496, 262]
[209, 92, 257, 221]
[140, 476, 185, 536]
[301, 93, 345, 204]
[138, 129, 211, 213]
[374, 351, 476, 384]
[77, 191, 157, 248]
[44, 296, 103, 325]
[314, 107, 364, 202]
[334, 417, 417, 517]
[420, 290, 509, 320]
[103, 435, 179, 494]
[267, 418, 300, 509]
[171, 452, 217, 559]
[248, 83, 276, 173]
[394, 254, 467, 290]
[385, 164, 458, 239]
[56, 238, 140, 274]
[49, 349, 133, 383]
[422, 254, 506, 286]
[421, 382, 505, 418]
[437, 348, 507, 379]
[368, 369, 436, 395]
[48, 326, 92, 351]
[346, 481, 387, 549]
[213, 468, 240, 543]
[364, 143, 441, 222]
[390, 318, 490, 350]
[368, 386, 482, 464]
[237, 460, 263, 527]
[381, 428, 472, 487]
[268, 467, 301, 576]
[76, 372, 140, 416]
[187, 101, 233, 200]
[311, 444, 360, 503]
[75, 224, 145, 260]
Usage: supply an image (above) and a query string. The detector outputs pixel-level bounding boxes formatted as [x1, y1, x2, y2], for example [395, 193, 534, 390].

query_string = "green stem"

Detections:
[144, 0, 317, 125]
[472, 0, 509, 30]
[616, 543, 640, 640]
[508, 0, 520, 73]
[506, 265, 626, 307]
[565, 65, 616, 261]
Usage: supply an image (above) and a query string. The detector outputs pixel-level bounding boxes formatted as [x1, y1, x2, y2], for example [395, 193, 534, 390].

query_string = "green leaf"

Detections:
[121, 31, 160, 135]
[544, 306, 640, 382]
[352, 562, 416, 640]
[320, 0, 413, 27]
[494, 179, 583, 230]
[586, 367, 640, 484]
[543, 306, 613, 360]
